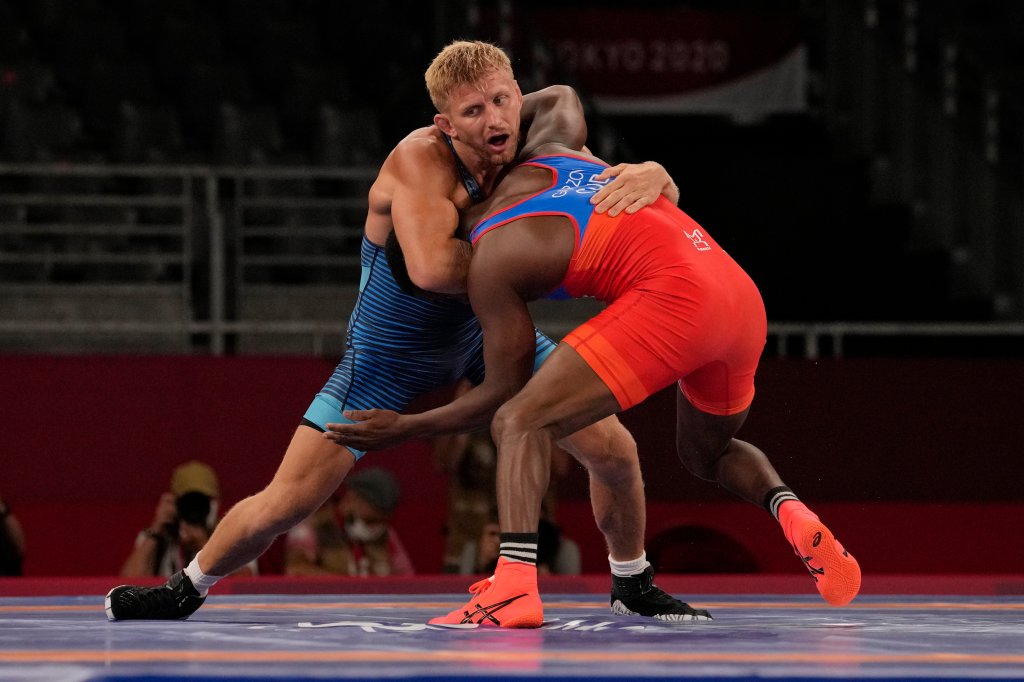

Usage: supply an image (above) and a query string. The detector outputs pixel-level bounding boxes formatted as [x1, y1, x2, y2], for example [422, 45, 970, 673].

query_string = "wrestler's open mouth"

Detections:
[487, 133, 510, 151]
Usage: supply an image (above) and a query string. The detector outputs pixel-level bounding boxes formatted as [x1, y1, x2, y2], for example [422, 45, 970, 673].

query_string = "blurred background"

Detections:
[1, 0, 1021, 583]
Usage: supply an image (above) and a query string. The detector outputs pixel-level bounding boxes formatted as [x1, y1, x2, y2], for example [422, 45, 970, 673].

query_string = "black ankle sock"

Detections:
[499, 532, 538, 565]
[764, 486, 799, 520]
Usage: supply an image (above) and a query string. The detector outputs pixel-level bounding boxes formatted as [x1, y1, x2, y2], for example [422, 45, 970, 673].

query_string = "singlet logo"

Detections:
[684, 228, 711, 252]
[551, 169, 611, 198]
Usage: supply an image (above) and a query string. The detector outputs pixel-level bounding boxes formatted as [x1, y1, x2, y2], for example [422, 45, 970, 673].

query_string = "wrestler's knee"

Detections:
[491, 397, 536, 445]
[676, 396, 749, 481]
[560, 417, 639, 481]
[676, 431, 730, 481]
[247, 484, 322, 536]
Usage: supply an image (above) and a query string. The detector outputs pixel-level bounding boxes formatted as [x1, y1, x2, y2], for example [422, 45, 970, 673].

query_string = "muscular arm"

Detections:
[520, 86, 680, 215]
[406, 245, 537, 436]
[324, 235, 542, 449]
[519, 85, 588, 156]
[389, 140, 472, 294]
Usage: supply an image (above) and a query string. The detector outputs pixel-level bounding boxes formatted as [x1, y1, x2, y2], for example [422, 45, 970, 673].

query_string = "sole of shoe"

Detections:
[496, 611, 544, 628]
[610, 600, 711, 622]
[797, 520, 862, 606]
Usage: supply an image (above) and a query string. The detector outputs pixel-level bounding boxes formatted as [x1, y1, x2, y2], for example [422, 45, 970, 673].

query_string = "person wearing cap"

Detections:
[284, 467, 413, 577]
[120, 461, 255, 578]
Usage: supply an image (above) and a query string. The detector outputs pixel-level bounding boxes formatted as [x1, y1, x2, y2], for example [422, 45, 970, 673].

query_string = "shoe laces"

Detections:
[135, 584, 178, 614]
[468, 575, 494, 595]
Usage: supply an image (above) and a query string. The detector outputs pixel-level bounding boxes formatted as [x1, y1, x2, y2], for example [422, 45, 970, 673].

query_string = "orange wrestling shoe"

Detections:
[429, 558, 544, 628]
[780, 504, 862, 606]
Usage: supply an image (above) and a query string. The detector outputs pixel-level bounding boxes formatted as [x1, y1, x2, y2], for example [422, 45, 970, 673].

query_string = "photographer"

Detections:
[120, 461, 254, 578]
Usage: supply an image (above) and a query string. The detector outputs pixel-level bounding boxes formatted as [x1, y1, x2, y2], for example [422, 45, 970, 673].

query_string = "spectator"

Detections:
[284, 467, 413, 577]
[465, 517, 500, 575]
[120, 461, 254, 578]
[0, 494, 26, 576]
[537, 517, 580, 575]
[459, 511, 580, 576]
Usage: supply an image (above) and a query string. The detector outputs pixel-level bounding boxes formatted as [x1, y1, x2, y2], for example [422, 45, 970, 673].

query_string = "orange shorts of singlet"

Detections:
[562, 223, 767, 416]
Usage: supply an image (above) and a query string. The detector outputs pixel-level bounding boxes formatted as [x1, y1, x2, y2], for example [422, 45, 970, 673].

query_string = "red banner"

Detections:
[532, 8, 806, 119]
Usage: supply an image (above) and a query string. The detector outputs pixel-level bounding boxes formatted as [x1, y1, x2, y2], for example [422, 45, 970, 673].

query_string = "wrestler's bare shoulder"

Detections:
[372, 128, 450, 193]
[383, 127, 450, 170]
[366, 127, 464, 244]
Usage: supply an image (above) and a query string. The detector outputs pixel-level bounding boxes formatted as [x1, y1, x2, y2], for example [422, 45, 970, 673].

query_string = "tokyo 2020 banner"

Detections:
[531, 8, 806, 122]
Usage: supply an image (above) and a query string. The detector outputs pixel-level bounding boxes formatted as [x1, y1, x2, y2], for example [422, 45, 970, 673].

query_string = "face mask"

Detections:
[206, 500, 219, 530]
[345, 515, 387, 543]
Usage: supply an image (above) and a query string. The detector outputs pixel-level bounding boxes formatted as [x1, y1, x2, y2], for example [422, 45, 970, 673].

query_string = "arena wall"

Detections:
[2, 356, 1019, 576]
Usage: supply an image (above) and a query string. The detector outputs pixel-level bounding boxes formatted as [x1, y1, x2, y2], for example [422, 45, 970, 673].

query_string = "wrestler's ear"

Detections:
[434, 113, 456, 138]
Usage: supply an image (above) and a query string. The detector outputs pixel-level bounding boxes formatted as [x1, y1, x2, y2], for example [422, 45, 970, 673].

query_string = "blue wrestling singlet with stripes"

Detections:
[303, 146, 556, 459]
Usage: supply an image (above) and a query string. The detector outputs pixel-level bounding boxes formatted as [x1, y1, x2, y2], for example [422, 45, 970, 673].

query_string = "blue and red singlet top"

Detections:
[466, 153, 766, 416]
[469, 154, 708, 303]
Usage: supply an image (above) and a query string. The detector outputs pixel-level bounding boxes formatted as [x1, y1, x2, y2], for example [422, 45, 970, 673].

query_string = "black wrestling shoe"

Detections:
[105, 570, 206, 621]
[610, 566, 712, 622]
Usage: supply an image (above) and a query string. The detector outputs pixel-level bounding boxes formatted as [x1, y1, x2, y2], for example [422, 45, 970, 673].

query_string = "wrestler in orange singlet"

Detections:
[330, 142, 861, 628]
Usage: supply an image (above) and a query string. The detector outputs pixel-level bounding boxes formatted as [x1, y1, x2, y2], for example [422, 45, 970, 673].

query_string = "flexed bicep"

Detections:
[389, 144, 472, 294]
[519, 85, 587, 157]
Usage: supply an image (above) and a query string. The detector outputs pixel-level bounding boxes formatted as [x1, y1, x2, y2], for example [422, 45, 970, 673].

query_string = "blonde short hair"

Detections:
[425, 40, 513, 112]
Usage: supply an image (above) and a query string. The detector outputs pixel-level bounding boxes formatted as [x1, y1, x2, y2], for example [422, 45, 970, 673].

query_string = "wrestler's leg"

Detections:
[491, 343, 622, 536]
[196, 339, 438, 586]
[673, 388, 783, 505]
[198, 426, 356, 576]
[474, 329, 646, 560]
[478, 343, 707, 623]
[105, 426, 358, 621]
[674, 387, 861, 606]
[555, 415, 645, 561]
[429, 344, 624, 627]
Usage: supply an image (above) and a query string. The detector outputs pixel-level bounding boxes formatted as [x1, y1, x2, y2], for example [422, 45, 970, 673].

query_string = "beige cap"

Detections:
[347, 467, 401, 516]
[170, 460, 219, 498]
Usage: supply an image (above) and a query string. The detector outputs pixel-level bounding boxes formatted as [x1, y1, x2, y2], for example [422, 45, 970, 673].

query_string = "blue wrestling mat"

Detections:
[1, 593, 1022, 681]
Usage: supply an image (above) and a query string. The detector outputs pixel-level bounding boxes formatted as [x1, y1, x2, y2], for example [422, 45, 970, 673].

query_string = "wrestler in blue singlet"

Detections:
[302, 142, 556, 459]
